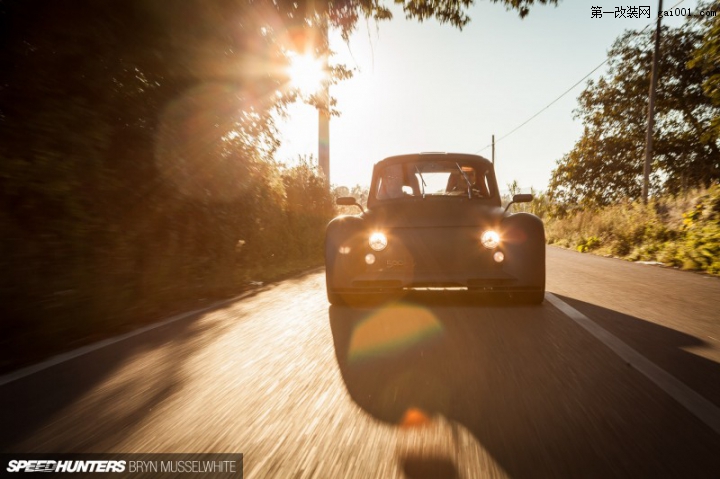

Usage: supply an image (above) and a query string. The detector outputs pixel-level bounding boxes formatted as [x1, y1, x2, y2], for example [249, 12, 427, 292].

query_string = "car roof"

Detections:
[375, 152, 493, 169]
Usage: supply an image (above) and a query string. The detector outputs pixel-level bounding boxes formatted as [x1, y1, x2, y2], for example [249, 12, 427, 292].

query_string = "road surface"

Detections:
[2, 246, 720, 478]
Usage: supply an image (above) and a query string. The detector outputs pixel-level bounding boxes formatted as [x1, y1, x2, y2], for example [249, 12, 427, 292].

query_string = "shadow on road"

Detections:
[328, 292, 720, 478]
[554, 293, 720, 408]
[0, 302, 241, 452]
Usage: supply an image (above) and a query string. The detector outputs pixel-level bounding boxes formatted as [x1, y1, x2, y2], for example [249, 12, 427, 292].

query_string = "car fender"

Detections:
[326, 215, 367, 290]
[500, 212, 545, 289]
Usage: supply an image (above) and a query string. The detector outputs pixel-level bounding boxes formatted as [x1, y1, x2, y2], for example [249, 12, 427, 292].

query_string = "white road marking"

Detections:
[546, 293, 720, 436]
[0, 291, 258, 387]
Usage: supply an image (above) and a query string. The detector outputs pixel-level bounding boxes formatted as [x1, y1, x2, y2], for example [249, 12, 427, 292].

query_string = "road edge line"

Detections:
[0, 290, 258, 388]
[546, 293, 720, 436]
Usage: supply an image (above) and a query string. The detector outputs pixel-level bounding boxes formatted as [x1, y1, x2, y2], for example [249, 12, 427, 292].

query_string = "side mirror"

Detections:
[336, 196, 357, 206]
[504, 193, 534, 214]
[513, 194, 533, 203]
[336, 196, 364, 213]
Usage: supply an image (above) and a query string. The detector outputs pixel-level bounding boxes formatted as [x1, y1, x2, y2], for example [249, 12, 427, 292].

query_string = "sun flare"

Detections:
[287, 53, 326, 95]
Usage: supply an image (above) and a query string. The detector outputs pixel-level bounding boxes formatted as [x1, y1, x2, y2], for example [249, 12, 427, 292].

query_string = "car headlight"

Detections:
[369, 232, 388, 251]
[481, 230, 500, 249]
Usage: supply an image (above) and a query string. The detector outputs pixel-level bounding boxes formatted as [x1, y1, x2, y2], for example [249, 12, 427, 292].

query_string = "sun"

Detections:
[286, 52, 326, 95]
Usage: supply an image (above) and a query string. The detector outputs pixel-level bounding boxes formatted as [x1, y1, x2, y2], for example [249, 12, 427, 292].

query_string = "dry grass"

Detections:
[545, 185, 720, 275]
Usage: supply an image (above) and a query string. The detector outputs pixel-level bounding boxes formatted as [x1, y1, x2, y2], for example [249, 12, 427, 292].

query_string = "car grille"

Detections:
[352, 280, 403, 289]
[389, 227, 491, 273]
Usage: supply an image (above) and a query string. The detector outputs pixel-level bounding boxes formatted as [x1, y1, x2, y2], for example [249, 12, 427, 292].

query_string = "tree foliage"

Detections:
[0, 0, 557, 368]
[548, 20, 720, 208]
[690, 1, 720, 138]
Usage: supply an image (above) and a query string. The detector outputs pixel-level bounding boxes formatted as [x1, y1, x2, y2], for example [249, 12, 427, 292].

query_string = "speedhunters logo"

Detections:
[7, 460, 126, 473]
[0, 454, 242, 478]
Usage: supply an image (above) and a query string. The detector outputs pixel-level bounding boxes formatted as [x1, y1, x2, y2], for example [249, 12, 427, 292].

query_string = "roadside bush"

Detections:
[0, 150, 335, 372]
[576, 235, 601, 253]
[545, 185, 720, 276]
[232, 156, 334, 281]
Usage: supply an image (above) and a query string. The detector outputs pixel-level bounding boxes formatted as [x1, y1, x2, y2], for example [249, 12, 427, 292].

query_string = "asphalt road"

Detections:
[2, 246, 720, 478]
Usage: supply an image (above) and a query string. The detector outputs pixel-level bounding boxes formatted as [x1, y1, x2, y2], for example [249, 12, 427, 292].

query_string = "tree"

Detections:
[689, 1, 720, 139]
[548, 21, 720, 208]
[0, 0, 561, 360]
[0, 0, 563, 243]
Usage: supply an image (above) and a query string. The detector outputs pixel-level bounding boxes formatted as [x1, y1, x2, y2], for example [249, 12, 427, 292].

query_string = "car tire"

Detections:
[515, 290, 545, 305]
[327, 291, 346, 306]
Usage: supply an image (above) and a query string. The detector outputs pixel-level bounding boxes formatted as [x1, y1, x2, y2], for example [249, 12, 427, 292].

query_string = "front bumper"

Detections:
[328, 226, 529, 292]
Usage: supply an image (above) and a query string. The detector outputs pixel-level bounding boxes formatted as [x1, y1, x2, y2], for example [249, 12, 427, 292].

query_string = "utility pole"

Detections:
[318, 17, 330, 183]
[642, 0, 663, 203]
[491, 134, 495, 166]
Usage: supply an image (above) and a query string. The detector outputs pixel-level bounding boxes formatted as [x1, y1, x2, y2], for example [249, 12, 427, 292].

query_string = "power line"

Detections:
[474, 59, 609, 153]
[475, 0, 685, 154]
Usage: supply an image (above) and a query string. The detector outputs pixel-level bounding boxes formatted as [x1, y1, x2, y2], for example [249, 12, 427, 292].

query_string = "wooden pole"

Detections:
[318, 17, 330, 183]
[492, 134, 495, 166]
[642, 0, 663, 203]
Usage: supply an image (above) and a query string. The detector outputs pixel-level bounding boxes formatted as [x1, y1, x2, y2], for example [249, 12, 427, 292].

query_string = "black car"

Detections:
[325, 152, 545, 304]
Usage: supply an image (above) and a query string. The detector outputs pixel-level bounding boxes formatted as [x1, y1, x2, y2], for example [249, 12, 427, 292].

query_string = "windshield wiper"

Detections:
[415, 165, 427, 199]
[456, 163, 472, 199]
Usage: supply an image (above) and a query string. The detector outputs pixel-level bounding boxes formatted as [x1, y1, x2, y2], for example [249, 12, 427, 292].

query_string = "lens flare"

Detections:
[348, 303, 442, 364]
[401, 408, 431, 428]
[286, 53, 325, 94]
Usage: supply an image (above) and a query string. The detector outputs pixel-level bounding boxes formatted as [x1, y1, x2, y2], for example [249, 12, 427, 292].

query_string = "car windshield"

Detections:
[375, 161, 494, 200]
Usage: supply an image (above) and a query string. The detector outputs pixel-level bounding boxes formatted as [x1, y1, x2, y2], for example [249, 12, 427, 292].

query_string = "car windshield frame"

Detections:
[370, 159, 499, 204]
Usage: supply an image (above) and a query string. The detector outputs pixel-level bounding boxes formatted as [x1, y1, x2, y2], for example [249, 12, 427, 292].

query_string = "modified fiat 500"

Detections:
[325, 153, 545, 304]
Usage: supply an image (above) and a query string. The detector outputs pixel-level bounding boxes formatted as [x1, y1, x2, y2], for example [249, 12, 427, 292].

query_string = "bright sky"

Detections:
[275, 0, 699, 191]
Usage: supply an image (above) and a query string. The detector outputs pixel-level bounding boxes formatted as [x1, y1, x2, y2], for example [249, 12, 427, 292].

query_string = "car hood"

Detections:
[363, 201, 505, 228]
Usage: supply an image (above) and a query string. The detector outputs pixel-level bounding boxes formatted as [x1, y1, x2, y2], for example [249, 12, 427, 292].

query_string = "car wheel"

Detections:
[327, 290, 346, 306]
[515, 291, 545, 305]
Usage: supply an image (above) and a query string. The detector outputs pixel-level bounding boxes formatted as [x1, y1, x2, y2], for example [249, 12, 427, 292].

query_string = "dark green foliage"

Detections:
[544, 6, 719, 274]
[548, 21, 720, 207]
[675, 188, 720, 273]
[0, 0, 322, 369]
[488, 0, 558, 19]
[0, 0, 556, 369]
[689, 1, 720, 140]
